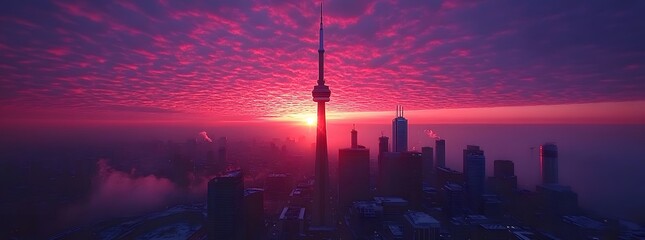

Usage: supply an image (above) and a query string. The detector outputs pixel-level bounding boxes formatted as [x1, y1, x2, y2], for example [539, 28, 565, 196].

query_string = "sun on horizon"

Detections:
[306, 117, 315, 126]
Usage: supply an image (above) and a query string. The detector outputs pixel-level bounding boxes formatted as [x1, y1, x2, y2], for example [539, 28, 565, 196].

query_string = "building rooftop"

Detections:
[353, 201, 379, 218]
[383, 222, 403, 237]
[374, 197, 408, 206]
[289, 188, 303, 197]
[444, 183, 463, 191]
[466, 215, 488, 221]
[340, 147, 369, 151]
[353, 201, 378, 209]
[220, 170, 242, 178]
[244, 188, 264, 196]
[451, 215, 490, 226]
[479, 224, 508, 230]
[562, 215, 604, 230]
[436, 167, 462, 174]
[279, 207, 305, 220]
[538, 184, 575, 193]
[404, 211, 440, 228]
[512, 230, 537, 240]
[268, 173, 289, 178]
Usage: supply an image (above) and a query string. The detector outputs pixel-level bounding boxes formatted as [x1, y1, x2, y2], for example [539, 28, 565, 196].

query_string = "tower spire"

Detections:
[311, 0, 332, 227]
[319, 2, 323, 49]
[317, 1, 325, 86]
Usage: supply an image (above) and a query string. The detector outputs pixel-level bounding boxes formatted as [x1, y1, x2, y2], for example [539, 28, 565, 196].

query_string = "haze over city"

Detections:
[1, 0, 644, 240]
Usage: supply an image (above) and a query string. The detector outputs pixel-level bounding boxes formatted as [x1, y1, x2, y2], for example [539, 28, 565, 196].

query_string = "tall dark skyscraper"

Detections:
[351, 125, 358, 148]
[463, 145, 485, 208]
[378, 135, 389, 195]
[421, 146, 434, 185]
[540, 143, 558, 185]
[494, 160, 514, 178]
[378, 135, 389, 157]
[244, 188, 265, 240]
[338, 128, 370, 208]
[311, 3, 332, 227]
[392, 105, 408, 152]
[379, 151, 423, 207]
[491, 160, 518, 196]
[218, 136, 228, 164]
[435, 139, 446, 168]
[208, 170, 244, 240]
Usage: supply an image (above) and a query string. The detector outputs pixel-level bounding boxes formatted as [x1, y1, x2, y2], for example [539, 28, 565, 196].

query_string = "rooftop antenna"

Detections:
[321, 1, 323, 25]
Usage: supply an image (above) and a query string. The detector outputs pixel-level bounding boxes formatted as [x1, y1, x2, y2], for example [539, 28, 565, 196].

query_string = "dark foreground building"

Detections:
[207, 170, 244, 240]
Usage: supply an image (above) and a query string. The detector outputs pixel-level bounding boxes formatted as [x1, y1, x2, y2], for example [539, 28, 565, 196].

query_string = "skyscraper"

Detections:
[392, 105, 408, 152]
[244, 188, 265, 240]
[218, 136, 228, 165]
[493, 160, 514, 178]
[540, 143, 558, 185]
[351, 125, 358, 148]
[435, 139, 445, 168]
[421, 146, 434, 185]
[378, 135, 389, 196]
[378, 135, 389, 157]
[490, 160, 517, 197]
[338, 128, 370, 208]
[380, 151, 423, 207]
[208, 170, 244, 240]
[311, 3, 332, 227]
[463, 145, 485, 208]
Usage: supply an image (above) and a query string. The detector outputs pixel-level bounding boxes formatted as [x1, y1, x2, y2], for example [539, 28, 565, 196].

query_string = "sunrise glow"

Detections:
[306, 117, 316, 126]
[0, 1, 642, 126]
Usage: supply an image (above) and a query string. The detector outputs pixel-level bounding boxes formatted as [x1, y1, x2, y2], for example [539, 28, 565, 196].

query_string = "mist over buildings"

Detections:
[1, 123, 644, 238]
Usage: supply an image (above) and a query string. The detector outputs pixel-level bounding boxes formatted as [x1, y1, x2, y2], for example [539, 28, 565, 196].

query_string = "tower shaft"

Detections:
[313, 101, 330, 226]
[311, 2, 332, 227]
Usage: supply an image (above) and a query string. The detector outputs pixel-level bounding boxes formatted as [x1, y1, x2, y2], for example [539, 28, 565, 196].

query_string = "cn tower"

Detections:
[311, 2, 332, 227]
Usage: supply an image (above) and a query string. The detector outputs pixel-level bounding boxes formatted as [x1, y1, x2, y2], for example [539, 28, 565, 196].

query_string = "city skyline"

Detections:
[1, 1, 645, 239]
[1, 1, 645, 126]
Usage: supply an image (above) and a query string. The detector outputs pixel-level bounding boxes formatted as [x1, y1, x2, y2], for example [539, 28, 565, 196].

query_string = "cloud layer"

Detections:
[1, 0, 644, 122]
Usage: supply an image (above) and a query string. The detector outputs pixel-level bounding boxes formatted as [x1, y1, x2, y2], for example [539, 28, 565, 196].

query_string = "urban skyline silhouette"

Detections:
[0, 1, 644, 239]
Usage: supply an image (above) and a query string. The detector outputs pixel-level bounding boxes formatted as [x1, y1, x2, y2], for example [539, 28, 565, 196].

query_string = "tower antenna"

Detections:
[321, 1, 323, 26]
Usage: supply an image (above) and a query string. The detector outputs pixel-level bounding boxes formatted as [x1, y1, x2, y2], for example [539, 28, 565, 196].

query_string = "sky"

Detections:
[1, 0, 644, 126]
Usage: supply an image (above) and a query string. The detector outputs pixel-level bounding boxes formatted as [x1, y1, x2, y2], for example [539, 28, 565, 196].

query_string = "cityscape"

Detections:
[1, 1, 645, 240]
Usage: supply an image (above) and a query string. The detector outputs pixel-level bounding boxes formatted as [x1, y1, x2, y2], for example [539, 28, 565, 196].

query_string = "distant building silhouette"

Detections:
[208, 170, 244, 240]
[378, 134, 389, 195]
[463, 145, 486, 209]
[536, 184, 578, 217]
[351, 125, 358, 148]
[537, 143, 579, 220]
[540, 143, 558, 185]
[435, 167, 464, 189]
[490, 160, 517, 197]
[442, 183, 465, 217]
[311, 3, 332, 227]
[435, 139, 446, 168]
[493, 159, 514, 178]
[392, 105, 408, 152]
[218, 137, 228, 165]
[338, 127, 370, 209]
[379, 151, 423, 207]
[378, 135, 389, 156]
[421, 146, 434, 185]
[244, 188, 265, 240]
[265, 173, 292, 200]
[279, 207, 306, 239]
